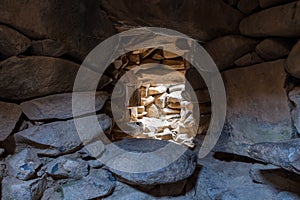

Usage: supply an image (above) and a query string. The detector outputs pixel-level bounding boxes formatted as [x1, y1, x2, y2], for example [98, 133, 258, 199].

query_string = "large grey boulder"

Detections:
[0, 56, 111, 100]
[0, 101, 22, 141]
[20, 91, 109, 120]
[0, 0, 115, 60]
[217, 60, 293, 156]
[100, 138, 197, 185]
[286, 40, 300, 78]
[2, 176, 46, 200]
[101, 0, 243, 41]
[248, 139, 300, 174]
[7, 148, 42, 180]
[61, 169, 116, 200]
[205, 35, 258, 70]
[14, 114, 112, 156]
[240, 1, 300, 37]
[0, 24, 31, 57]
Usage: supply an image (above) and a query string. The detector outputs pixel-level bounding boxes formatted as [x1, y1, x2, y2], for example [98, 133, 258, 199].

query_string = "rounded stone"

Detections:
[100, 138, 197, 185]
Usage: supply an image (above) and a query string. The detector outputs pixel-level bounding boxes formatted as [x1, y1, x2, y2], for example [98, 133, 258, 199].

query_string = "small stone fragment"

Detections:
[163, 51, 180, 59]
[168, 102, 182, 109]
[146, 104, 160, 118]
[169, 84, 185, 93]
[2, 176, 46, 200]
[255, 38, 292, 60]
[7, 148, 42, 180]
[62, 169, 115, 200]
[148, 85, 167, 95]
[162, 108, 181, 115]
[155, 93, 167, 108]
[0, 101, 22, 141]
[168, 91, 182, 103]
[141, 96, 155, 106]
[234, 52, 264, 66]
[45, 156, 88, 180]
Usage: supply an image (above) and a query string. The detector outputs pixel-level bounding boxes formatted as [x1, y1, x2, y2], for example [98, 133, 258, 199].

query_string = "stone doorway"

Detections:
[108, 49, 203, 148]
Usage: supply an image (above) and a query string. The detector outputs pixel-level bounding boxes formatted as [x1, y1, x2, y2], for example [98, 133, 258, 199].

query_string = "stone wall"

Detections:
[0, 0, 299, 199]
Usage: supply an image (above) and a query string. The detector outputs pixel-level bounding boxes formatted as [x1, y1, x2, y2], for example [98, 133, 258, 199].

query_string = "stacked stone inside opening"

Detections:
[109, 49, 200, 148]
[128, 82, 196, 148]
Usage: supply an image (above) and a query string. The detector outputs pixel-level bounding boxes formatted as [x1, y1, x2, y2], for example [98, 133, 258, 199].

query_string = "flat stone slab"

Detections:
[20, 91, 109, 120]
[100, 138, 197, 185]
[248, 139, 300, 174]
[15, 114, 111, 156]
[217, 60, 293, 156]
[240, 1, 300, 37]
[0, 101, 22, 141]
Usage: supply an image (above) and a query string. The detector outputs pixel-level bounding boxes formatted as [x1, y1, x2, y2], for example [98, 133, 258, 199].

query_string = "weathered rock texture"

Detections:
[0, 24, 31, 58]
[0, 0, 116, 60]
[101, 138, 197, 185]
[20, 91, 109, 120]
[240, 1, 300, 37]
[248, 139, 300, 174]
[205, 35, 258, 70]
[101, 0, 244, 41]
[0, 0, 300, 199]
[286, 40, 300, 78]
[0, 102, 22, 141]
[218, 60, 293, 155]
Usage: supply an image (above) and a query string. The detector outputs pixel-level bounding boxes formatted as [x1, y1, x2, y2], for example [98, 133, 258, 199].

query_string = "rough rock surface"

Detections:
[0, 0, 115, 60]
[234, 52, 264, 66]
[0, 101, 22, 141]
[7, 148, 42, 180]
[259, 0, 294, 8]
[101, 0, 243, 41]
[0, 56, 111, 101]
[218, 60, 293, 155]
[20, 91, 109, 120]
[61, 169, 116, 200]
[249, 164, 300, 192]
[2, 176, 46, 200]
[237, 0, 259, 14]
[205, 35, 258, 70]
[0, 24, 31, 57]
[100, 138, 197, 185]
[14, 114, 111, 156]
[0, 55, 77, 100]
[240, 1, 300, 37]
[288, 87, 300, 134]
[31, 39, 67, 57]
[248, 139, 300, 174]
[286, 40, 300, 78]
[44, 156, 88, 180]
[255, 38, 293, 60]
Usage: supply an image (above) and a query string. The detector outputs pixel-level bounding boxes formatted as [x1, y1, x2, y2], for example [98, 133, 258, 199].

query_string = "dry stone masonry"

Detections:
[0, 0, 299, 199]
